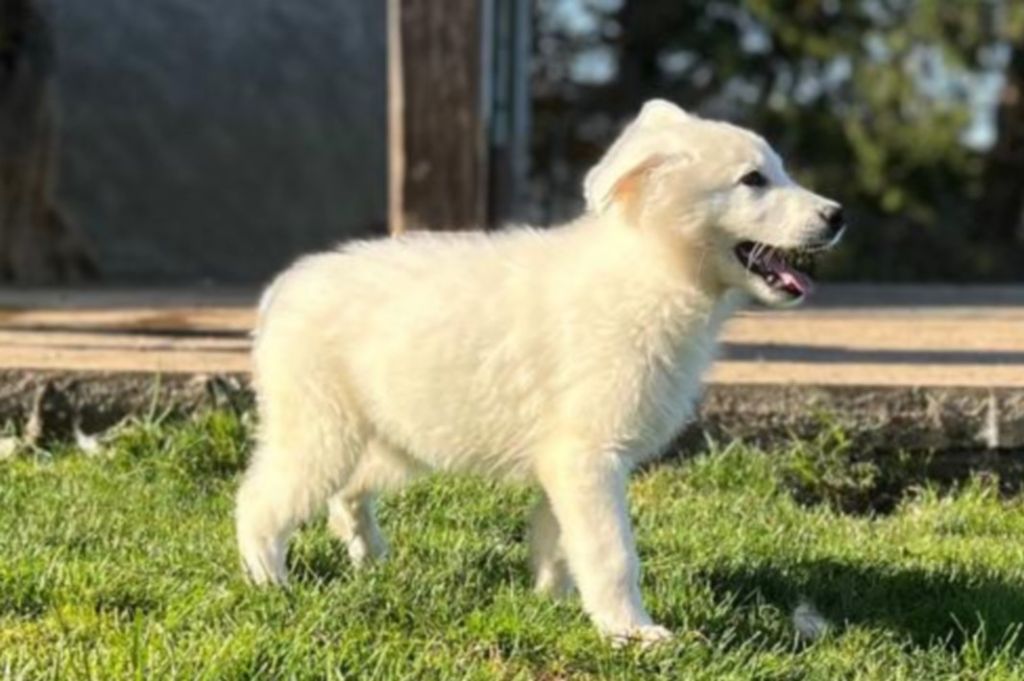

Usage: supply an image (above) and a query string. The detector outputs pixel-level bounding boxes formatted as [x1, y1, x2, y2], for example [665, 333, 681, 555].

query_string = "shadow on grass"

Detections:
[287, 534, 352, 585]
[705, 558, 1024, 653]
[285, 524, 530, 603]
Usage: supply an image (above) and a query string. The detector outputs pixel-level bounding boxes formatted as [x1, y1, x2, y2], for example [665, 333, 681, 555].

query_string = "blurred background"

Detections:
[3, 0, 1023, 285]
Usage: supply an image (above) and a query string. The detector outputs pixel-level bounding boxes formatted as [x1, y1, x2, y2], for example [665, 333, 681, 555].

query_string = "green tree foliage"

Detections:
[533, 0, 1024, 280]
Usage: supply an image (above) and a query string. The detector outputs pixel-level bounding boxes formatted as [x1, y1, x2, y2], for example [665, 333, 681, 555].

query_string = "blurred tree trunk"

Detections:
[610, 0, 659, 116]
[0, 0, 96, 283]
[976, 44, 1024, 262]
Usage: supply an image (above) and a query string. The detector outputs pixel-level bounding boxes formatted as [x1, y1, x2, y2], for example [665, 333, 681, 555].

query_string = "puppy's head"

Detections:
[584, 99, 845, 307]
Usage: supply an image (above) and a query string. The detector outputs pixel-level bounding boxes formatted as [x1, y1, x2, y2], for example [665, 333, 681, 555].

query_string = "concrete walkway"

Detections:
[1, 285, 1022, 450]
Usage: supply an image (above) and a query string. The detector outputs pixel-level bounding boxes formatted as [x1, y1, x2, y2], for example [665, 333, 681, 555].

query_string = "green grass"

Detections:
[2, 411, 1024, 679]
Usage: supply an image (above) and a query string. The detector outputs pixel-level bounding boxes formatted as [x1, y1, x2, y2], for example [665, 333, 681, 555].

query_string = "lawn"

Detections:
[2, 411, 1024, 680]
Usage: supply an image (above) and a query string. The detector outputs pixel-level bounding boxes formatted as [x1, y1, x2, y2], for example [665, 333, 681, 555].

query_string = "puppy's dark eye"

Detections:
[739, 170, 768, 188]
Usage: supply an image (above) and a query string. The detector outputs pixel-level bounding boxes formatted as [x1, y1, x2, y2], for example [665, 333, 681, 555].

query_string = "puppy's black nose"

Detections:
[821, 205, 845, 236]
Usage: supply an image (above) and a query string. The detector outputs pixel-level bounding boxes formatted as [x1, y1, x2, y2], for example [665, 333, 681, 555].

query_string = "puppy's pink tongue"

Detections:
[765, 251, 814, 296]
[778, 268, 814, 296]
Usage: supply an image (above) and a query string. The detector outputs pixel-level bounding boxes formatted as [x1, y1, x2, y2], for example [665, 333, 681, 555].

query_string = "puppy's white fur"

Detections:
[236, 100, 841, 644]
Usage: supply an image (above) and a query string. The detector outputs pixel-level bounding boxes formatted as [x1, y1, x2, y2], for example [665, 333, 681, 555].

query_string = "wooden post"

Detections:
[387, 0, 488, 234]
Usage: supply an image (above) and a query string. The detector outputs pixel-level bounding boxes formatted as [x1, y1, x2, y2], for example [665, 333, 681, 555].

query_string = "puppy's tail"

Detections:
[253, 277, 282, 340]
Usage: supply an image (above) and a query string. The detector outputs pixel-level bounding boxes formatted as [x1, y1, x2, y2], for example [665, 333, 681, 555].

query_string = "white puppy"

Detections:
[236, 99, 844, 644]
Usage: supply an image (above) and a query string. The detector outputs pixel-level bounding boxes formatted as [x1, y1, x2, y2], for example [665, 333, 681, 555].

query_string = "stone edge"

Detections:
[2, 370, 1023, 452]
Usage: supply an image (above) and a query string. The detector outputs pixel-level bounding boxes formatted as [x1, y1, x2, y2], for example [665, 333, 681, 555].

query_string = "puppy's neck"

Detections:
[587, 209, 731, 308]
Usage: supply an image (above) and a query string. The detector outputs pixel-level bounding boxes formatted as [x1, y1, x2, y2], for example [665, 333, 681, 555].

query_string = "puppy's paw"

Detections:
[241, 556, 289, 587]
[608, 624, 673, 648]
[347, 534, 388, 568]
[239, 538, 289, 586]
[533, 565, 575, 599]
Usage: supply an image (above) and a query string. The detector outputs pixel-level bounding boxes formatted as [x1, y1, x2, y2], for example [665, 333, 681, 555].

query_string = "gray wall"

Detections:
[51, 0, 386, 283]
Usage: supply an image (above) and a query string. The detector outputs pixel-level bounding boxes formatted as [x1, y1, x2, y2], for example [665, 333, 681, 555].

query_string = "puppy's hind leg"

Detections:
[236, 450, 299, 585]
[236, 407, 366, 585]
[327, 439, 423, 567]
[528, 493, 574, 598]
[328, 493, 387, 568]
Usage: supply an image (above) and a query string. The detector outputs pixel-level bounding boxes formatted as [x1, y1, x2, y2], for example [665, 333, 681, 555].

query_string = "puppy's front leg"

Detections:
[536, 441, 670, 645]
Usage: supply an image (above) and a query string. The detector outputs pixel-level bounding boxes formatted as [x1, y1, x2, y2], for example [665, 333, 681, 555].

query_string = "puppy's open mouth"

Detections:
[734, 241, 818, 298]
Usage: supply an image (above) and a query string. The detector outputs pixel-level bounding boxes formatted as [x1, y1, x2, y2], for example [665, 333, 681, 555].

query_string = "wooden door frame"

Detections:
[388, 0, 530, 235]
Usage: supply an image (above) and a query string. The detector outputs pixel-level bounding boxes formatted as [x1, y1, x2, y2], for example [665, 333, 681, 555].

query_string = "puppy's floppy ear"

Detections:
[583, 99, 693, 213]
[632, 98, 692, 127]
[598, 154, 670, 222]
